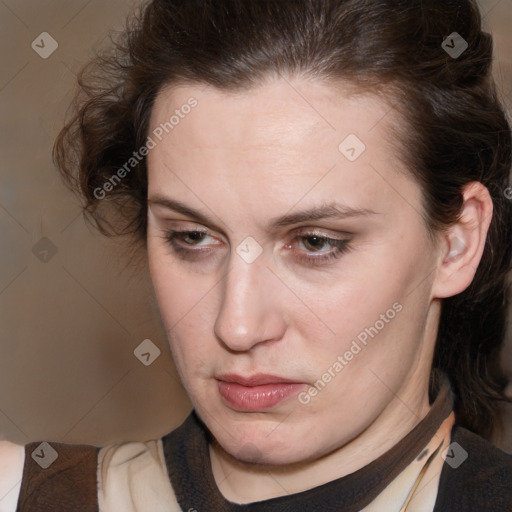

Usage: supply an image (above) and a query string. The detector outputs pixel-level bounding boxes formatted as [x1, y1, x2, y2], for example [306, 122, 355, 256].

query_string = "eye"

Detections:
[163, 229, 221, 260]
[162, 228, 350, 267]
[300, 235, 335, 252]
[168, 230, 210, 245]
[286, 231, 351, 266]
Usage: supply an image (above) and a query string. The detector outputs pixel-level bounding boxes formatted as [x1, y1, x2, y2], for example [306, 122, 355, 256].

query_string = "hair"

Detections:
[54, 0, 512, 440]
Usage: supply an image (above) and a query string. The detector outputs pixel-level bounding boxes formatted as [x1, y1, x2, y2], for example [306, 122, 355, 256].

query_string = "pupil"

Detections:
[306, 236, 323, 250]
[188, 232, 203, 241]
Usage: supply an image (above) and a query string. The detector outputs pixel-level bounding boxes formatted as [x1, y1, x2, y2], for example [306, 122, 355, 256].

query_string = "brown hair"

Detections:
[54, 0, 512, 440]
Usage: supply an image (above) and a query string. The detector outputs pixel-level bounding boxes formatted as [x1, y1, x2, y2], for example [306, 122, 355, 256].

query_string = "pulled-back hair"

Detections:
[54, 0, 512, 440]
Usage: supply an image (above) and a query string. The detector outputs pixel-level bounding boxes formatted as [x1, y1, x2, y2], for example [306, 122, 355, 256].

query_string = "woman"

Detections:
[1, 0, 511, 510]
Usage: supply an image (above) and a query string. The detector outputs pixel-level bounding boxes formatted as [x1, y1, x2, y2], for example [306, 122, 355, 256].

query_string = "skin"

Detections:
[145, 78, 492, 504]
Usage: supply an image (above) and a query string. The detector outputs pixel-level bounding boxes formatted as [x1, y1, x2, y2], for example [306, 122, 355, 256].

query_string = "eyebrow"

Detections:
[148, 195, 378, 231]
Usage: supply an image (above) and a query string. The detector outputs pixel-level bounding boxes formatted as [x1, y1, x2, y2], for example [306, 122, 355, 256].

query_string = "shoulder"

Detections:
[98, 437, 181, 511]
[435, 425, 512, 512]
[15, 439, 99, 512]
[0, 440, 25, 512]
[11, 435, 182, 512]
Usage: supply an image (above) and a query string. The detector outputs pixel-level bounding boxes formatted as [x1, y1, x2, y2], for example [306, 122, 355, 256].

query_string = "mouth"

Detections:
[216, 373, 307, 411]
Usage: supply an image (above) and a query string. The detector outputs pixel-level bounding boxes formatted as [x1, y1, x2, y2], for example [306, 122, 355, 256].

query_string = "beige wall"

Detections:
[0, 0, 511, 450]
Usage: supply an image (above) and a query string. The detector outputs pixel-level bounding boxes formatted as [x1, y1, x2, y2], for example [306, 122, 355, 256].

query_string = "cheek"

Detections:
[147, 246, 219, 369]
[308, 287, 397, 365]
[304, 238, 429, 361]
[306, 252, 397, 324]
[148, 240, 211, 323]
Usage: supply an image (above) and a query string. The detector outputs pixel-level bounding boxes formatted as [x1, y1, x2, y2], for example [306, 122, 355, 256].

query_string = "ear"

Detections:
[432, 181, 493, 299]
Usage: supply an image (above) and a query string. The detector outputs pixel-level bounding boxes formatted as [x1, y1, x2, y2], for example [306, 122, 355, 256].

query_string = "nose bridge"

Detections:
[214, 251, 285, 351]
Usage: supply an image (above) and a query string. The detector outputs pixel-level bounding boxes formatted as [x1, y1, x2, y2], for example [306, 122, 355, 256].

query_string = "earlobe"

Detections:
[433, 182, 493, 299]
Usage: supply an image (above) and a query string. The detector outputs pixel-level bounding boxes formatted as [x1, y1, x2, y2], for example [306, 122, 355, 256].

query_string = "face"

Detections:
[146, 78, 442, 465]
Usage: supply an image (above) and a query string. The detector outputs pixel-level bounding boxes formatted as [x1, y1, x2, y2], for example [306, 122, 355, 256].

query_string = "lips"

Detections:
[216, 373, 307, 411]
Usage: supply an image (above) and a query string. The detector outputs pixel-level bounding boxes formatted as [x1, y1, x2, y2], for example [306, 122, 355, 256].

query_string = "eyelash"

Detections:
[163, 229, 351, 266]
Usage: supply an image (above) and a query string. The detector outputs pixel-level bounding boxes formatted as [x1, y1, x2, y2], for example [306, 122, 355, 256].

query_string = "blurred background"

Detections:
[0, 0, 511, 453]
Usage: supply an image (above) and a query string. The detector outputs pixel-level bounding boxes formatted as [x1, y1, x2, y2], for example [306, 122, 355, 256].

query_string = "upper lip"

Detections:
[216, 373, 302, 386]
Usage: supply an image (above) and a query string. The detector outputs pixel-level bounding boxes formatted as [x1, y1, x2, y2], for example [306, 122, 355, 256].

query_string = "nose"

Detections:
[214, 253, 287, 352]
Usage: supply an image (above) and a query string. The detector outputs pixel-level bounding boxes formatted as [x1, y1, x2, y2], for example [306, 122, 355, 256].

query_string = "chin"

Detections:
[207, 416, 319, 466]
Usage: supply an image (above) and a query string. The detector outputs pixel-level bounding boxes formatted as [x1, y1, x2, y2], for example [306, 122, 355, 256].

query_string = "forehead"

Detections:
[149, 79, 397, 155]
[146, 79, 420, 229]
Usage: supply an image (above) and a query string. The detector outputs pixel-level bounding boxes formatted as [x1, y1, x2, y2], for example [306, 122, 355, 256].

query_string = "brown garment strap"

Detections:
[16, 441, 99, 512]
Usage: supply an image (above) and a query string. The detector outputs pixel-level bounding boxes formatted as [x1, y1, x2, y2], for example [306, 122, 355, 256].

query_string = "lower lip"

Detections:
[217, 381, 305, 411]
